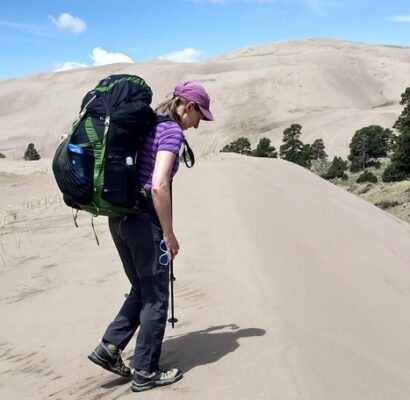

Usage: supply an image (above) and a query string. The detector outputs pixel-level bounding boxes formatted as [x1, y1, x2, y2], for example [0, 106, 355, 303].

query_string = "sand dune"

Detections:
[2, 38, 410, 399]
[1, 38, 409, 160]
[1, 154, 410, 399]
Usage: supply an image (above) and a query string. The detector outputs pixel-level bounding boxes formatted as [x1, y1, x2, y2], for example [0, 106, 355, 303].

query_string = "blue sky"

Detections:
[0, 0, 409, 80]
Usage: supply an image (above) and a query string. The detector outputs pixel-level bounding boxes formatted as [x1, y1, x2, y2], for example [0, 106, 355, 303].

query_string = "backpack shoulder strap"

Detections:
[155, 115, 195, 168]
[156, 114, 173, 124]
[182, 139, 195, 168]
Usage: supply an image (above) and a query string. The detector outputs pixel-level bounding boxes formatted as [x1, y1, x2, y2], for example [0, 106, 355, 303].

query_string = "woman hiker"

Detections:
[88, 80, 214, 392]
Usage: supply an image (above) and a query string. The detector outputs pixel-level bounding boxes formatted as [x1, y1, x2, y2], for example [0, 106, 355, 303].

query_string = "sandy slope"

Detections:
[1, 38, 410, 160]
[1, 154, 410, 399]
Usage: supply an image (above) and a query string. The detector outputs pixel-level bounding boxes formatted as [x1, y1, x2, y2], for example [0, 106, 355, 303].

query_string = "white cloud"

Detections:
[49, 13, 86, 34]
[53, 61, 88, 72]
[90, 47, 133, 65]
[53, 47, 133, 72]
[387, 15, 410, 23]
[159, 48, 203, 63]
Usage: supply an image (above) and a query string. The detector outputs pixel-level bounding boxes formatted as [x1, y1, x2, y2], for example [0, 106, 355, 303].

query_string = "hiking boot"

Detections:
[88, 342, 131, 377]
[131, 367, 183, 392]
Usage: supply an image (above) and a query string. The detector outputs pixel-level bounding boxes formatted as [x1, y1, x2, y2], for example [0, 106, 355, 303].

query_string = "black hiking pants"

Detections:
[102, 215, 169, 371]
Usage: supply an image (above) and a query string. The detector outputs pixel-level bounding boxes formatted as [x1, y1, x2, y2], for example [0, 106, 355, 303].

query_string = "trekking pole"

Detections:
[168, 259, 177, 328]
[168, 184, 178, 328]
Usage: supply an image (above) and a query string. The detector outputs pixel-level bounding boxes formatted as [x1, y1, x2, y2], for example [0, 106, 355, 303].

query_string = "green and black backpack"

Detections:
[52, 74, 194, 219]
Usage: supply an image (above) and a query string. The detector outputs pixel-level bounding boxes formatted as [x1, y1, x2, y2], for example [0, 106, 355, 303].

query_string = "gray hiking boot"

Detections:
[88, 341, 131, 377]
[131, 367, 183, 392]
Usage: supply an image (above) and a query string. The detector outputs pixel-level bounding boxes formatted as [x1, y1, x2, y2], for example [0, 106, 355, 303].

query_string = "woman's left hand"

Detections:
[163, 231, 179, 260]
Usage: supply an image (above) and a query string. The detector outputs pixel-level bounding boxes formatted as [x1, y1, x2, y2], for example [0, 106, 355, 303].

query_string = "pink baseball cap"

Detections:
[174, 80, 214, 121]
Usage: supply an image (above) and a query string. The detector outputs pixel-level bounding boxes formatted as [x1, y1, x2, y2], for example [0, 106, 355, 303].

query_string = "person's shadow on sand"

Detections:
[161, 324, 265, 373]
[102, 324, 265, 388]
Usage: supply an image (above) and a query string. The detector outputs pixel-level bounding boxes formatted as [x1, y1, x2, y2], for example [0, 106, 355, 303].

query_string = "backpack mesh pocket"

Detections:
[52, 141, 95, 205]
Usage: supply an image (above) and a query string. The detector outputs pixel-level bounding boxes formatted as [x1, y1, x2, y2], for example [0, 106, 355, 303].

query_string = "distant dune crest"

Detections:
[0, 38, 409, 159]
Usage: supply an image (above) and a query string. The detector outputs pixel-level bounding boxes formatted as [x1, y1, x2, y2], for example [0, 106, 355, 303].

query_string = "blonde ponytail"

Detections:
[154, 96, 189, 124]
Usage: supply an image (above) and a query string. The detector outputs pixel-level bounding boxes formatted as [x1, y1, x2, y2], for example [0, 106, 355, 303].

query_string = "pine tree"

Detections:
[383, 86, 410, 182]
[393, 87, 410, 133]
[24, 143, 41, 161]
[348, 125, 391, 172]
[311, 139, 328, 160]
[300, 144, 314, 169]
[252, 137, 278, 158]
[382, 130, 410, 181]
[279, 124, 310, 168]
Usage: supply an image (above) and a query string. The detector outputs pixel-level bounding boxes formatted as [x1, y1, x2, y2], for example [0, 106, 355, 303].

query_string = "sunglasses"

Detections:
[159, 240, 169, 266]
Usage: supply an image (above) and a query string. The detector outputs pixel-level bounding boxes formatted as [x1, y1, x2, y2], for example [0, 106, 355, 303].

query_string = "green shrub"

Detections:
[356, 171, 378, 183]
[325, 157, 348, 180]
[382, 162, 409, 182]
[23, 143, 41, 161]
[375, 200, 400, 210]
[221, 137, 252, 155]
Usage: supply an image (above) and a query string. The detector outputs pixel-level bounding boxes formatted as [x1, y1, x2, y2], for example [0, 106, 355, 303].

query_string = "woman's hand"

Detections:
[163, 231, 179, 260]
